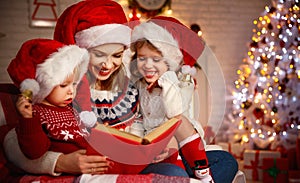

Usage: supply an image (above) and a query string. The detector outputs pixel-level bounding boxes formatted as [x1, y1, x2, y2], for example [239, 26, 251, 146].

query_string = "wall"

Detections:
[0, 0, 79, 82]
[0, 0, 270, 134]
[167, 0, 271, 133]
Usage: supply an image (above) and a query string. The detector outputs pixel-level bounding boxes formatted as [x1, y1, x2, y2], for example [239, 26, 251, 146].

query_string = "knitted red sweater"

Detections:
[16, 103, 89, 159]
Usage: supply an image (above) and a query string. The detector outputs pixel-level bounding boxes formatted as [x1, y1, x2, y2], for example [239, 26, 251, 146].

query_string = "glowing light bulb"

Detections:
[166, 9, 172, 15]
[128, 13, 133, 19]
[242, 136, 249, 142]
[197, 31, 203, 37]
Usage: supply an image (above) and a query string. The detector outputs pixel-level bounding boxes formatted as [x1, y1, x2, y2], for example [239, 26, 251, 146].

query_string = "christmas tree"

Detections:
[224, 0, 299, 151]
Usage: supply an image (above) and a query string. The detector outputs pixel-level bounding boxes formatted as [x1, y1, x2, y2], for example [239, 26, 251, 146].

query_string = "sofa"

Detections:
[0, 83, 245, 183]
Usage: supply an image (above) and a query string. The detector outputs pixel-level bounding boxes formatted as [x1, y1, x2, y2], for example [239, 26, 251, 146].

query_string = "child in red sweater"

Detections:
[7, 39, 99, 160]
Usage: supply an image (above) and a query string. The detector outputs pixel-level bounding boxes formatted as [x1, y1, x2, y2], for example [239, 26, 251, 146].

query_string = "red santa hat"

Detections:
[54, 0, 131, 48]
[7, 38, 89, 104]
[131, 16, 205, 71]
[53, 0, 131, 127]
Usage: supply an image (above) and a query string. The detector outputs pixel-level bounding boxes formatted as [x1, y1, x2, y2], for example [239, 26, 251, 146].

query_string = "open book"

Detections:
[95, 117, 179, 145]
[86, 118, 181, 174]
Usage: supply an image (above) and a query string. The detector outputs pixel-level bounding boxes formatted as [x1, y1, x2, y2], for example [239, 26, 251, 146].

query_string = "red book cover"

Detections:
[86, 118, 181, 174]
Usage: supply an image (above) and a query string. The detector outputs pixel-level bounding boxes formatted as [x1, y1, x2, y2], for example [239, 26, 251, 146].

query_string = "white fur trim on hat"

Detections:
[23, 45, 90, 103]
[75, 24, 131, 49]
[131, 22, 183, 71]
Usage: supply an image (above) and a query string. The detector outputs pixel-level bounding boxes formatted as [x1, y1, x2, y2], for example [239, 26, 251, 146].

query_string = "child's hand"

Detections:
[157, 71, 179, 88]
[157, 71, 183, 118]
[16, 96, 32, 118]
[146, 80, 160, 93]
[146, 71, 178, 93]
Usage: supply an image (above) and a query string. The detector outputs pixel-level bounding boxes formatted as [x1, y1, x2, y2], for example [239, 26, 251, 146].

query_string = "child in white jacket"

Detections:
[129, 16, 214, 183]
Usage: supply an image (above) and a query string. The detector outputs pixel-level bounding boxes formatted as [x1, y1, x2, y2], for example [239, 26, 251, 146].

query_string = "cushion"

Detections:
[0, 84, 24, 182]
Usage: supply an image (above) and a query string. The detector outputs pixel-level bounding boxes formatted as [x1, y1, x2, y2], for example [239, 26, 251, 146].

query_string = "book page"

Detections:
[144, 118, 180, 143]
[94, 124, 143, 144]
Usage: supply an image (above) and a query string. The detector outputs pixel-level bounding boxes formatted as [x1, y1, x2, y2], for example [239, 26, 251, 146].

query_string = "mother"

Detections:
[3, 0, 188, 178]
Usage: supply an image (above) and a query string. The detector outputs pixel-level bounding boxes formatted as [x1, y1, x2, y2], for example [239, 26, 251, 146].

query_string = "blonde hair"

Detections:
[87, 62, 128, 92]
[73, 66, 81, 83]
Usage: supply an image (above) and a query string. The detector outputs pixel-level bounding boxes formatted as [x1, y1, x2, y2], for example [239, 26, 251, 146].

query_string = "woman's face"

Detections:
[89, 43, 125, 81]
[136, 44, 168, 84]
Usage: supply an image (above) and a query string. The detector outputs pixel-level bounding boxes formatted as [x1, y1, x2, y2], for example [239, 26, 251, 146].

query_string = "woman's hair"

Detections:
[72, 66, 80, 82]
[100, 63, 127, 91]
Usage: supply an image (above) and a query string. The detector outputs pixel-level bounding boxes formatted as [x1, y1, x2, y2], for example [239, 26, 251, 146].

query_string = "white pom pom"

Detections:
[20, 78, 40, 97]
[181, 65, 197, 76]
[79, 111, 97, 128]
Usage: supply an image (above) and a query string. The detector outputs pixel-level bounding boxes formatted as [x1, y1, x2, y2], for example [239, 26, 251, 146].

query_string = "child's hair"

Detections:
[130, 38, 171, 82]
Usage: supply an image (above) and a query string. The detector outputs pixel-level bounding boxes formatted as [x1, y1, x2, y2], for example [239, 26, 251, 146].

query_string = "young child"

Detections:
[130, 17, 214, 182]
[6, 39, 100, 161]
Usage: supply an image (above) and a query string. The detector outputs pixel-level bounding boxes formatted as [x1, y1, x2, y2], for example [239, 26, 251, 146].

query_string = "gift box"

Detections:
[237, 159, 244, 172]
[243, 150, 281, 181]
[262, 158, 288, 183]
[217, 142, 245, 159]
[287, 148, 298, 170]
[288, 170, 300, 183]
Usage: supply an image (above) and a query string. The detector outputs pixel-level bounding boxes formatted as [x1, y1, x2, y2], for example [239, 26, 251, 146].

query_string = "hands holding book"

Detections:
[86, 118, 181, 174]
[51, 149, 114, 175]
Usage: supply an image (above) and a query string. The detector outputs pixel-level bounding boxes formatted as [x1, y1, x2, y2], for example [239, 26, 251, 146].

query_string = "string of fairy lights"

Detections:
[229, 0, 299, 150]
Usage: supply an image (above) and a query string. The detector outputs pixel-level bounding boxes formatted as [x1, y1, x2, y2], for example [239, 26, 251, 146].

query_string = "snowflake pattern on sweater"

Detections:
[17, 103, 89, 159]
[36, 104, 89, 141]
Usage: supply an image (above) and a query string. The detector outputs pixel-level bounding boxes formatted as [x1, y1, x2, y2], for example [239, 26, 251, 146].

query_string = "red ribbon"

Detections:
[244, 150, 263, 181]
[227, 143, 243, 159]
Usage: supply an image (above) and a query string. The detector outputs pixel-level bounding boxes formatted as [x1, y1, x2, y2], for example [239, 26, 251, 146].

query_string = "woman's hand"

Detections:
[152, 136, 179, 163]
[16, 96, 32, 118]
[55, 149, 114, 175]
[152, 148, 170, 163]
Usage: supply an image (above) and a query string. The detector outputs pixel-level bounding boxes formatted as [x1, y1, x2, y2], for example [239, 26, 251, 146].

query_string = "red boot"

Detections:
[179, 133, 214, 182]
